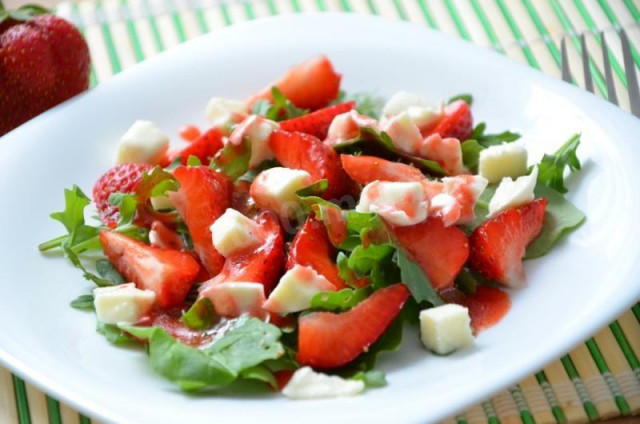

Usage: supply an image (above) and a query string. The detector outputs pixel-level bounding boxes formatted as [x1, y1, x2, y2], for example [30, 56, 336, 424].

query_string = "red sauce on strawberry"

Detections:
[440, 285, 511, 333]
[135, 308, 214, 347]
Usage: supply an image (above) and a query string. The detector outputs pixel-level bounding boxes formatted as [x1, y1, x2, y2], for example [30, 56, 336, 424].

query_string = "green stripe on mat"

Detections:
[192, 0, 210, 33]
[265, 0, 277, 15]
[143, 0, 165, 52]
[509, 386, 535, 424]
[79, 414, 91, 424]
[245, 1, 255, 19]
[573, 0, 628, 89]
[456, 417, 468, 424]
[339, 0, 352, 12]
[365, 0, 377, 15]
[70, 2, 98, 87]
[548, 0, 607, 96]
[560, 355, 600, 420]
[167, 0, 187, 43]
[95, 0, 122, 74]
[495, 0, 540, 69]
[596, 0, 640, 70]
[416, 0, 437, 29]
[469, 0, 504, 52]
[623, 0, 640, 23]
[520, 0, 561, 67]
[315, 0, 327, 12]
[536, 371, 567, 424]
[46, 396, 62, 424]
[443, 0, 471, 40]
[481, 400, 499, 424]
[120, 0, 144, 62]
[633, 304, 640, 323]
[290, 0, 301, 13]
[609, 321, 640, 373]
[392, 0, 408, 21]
[219, 2, 232, 26]
[12, 376, 30, 424]
[585, 338, 631, 415]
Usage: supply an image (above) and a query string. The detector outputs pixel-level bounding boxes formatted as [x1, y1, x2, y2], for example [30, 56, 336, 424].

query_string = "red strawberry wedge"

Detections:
[340, 155, 425, 185]
[93, 163, 154, 228]
[428, 100, 473, 141]
[279, 102, 355, 140]
[170, 166, 231, 276]
[393, 218, 469, 290]
[201, 211, 285, 295]
[99, 231, 200, 309]
[245, 56, 342, 110]
[164, 127, 225, 166]
[297, 284, 410, 369]
[269, 130, 350, 200]
[469, 198, 547, 288]
[287, 217, 348, 290]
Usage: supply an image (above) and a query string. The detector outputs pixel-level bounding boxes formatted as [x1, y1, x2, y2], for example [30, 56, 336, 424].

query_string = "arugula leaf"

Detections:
[239, 365, 278, 390]
[470, 122, 520, 146]
[333, 91, 385, 119]
[525, 184, 585, 258]
[62, 244, 115, 287]
[70, 294, 94, 311]
[448, 93, 473, 106]
[454, 268, 477, 295]
[310, 287, 371, 312]
[95, 259, 126, 285]
[204, 316, 284, 374]
[147, 327, 236, 392]
[252, 87, 308, 121]
[181, 298, 218, 330]
[108, 192, 138, 225]
[50, 186, 94, 236]
[350, 370, 387, 388]
[97, 321, 138, 345]
[396, 249, 444, 306]
[211, 138, 252, 180]
[186, 155, 202, 166]
[150, 179, 180, 198]
[460, 139, 484, 173]
[536, 133, 581, 194]
[348, 244, 395, 275]
[296, 179, 329, 198]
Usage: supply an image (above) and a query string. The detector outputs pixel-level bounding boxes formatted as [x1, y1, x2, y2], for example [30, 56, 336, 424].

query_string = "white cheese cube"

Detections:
[116, 120, 169, 165]
[150, 194, 173, 211]
[380, 112, 423, 155]
[205, 97, 247, 131]
[250, 167, 312, 218]
[93, 283, 156, 325]
[405, 105, 443, 130]
[263, 265, 335, 314]
[210, 208, 260, 257]
[419, 304, 474, 355]
[479, 143, 528, 183]
[204, 282, 265, 318]
[228, 115, 278, 168]
[382, 91, 429, 117]
[325, 111, 378, 146]
[356, 181, 429, 226]
[488, 167, 538, 217]
[282, 367, 365, 399]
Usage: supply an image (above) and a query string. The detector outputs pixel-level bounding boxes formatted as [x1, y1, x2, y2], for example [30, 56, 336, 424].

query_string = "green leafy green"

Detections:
[333, 91, 385, 119]
[95, 259, 126, 285]
[461, 139, 484, 173]
[211, 138, 252, 180]
[347, 317, 404, 372]
[187, 155, 202, 166]
[536, 133, 581, 194]
[469, 122, 520, 146]
[396, 249, 444, 306]
[454, 268, 477, 295]
[310, 287, 371, 312]
[296, 179, 328, 198]
[348, 244, 395, 275]
[252, 87, 308, 121]
[97, 321, 138, 345]
[108, 193, 138, 225]
[350, 370, 387, 388]
[525, 184, 585, 258]
[181, 298, 218, 330]
[239, 365, 278, 390]
[448, 93, 473, 106]
[70, 294, 95, 311]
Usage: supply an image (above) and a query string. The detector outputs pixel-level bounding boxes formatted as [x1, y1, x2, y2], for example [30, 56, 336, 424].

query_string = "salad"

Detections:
[39, 56, 585, 399]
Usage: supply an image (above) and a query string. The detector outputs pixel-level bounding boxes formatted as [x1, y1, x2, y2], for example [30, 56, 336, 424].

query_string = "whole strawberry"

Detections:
[0, 3, 90, 136]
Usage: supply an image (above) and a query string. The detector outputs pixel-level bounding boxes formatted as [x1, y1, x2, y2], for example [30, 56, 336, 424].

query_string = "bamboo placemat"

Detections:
[2, 1, 639, 423]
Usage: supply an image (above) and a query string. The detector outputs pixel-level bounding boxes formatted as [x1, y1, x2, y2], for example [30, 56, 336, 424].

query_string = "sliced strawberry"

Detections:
[165, 127, 224, 166]
[99, 231, 200, 309]
[440, 285, 511, 332]
[246, 56, 342, 110]
[274, 370, 295, 392]
[149, 221, 184, 250]
[297, 284, 410, 369]
[179, 124, 202, 143]
[269, 130, 350, 200]
[170, 166, 231, 276]
[279, 102, 355, 140]
[469, 198, 547, 288]
[340, 155, 425, 185]
[201, 211, 285, 295]
[393, 218, 469, 290]
[287, 216, 348, 290]
[428, 100, 473, 141]
[92, 163, 153, 227]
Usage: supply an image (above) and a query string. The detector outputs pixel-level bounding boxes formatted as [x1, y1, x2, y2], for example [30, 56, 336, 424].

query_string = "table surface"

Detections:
[1, 0, 639, 423]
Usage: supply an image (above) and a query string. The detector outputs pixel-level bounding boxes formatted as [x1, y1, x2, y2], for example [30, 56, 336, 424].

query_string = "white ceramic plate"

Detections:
[1, 13, 639, 424]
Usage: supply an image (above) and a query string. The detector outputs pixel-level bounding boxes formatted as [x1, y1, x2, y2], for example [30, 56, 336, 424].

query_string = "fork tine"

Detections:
[580, 34, 595, 93]
[561, 37, 572, 83]
[620, 29, 640, 118]
[601, 31, 619, 106]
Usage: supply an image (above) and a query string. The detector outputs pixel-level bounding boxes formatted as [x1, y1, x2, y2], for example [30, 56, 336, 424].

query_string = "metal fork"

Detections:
[561, 30, 640, 118]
